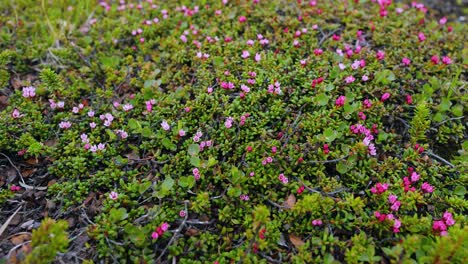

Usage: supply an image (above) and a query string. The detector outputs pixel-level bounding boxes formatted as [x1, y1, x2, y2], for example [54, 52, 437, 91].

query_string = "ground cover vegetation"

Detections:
[0, 0, 466, 263]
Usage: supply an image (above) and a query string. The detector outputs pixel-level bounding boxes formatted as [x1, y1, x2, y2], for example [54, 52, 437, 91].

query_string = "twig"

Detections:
[0, 205, 23, 237]
[423, 151, 455, 168]
[184, 219, 215, 225]
[434, 116, 465, 127]
[304, 154, 349, 164]
[0, 152, 48, 190]
[156, 201, 189, 262]
[7, 240, 31, 260]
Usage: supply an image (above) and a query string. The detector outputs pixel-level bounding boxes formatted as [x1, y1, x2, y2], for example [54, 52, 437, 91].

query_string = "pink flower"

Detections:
[421, 182, 434, 193]
[323, 144, 329, 154]
[390, 201, 401, 211]
[22, 86, 36, 98]
[402, 57, 411, 66]
[179, 210, 186, 217]
[160, 222, 169, 232]
[388, 194, 398, 204]
[381, 93, 391, 102]
[254, 53, 261, 62]
[358, 112, 366, 120]
[59, 121, 72, 129]
[151, 232, 159, 240]
[312, 219, 323, 226]
[363, 99, 372, 108]
[161, 120, 170, 131]
[241, 50, 250, 59]
[442, 56, 452, 65]
[418, 32, 426, 42]
[443, 211, 455, 226]
[370, 183, 389, 194]
[225, 117, 234, 128]
[193, 168, 201, 180]
[109, 191, 118, 200]
[362, 75, 369, 81]
[345, 75, 355, 84]
[238, 16, 247, 23]
[405, 94, 413, 104]
[439, 17, 447, 25]
[90, 122, 96, 129]
[11, 108, 24, 119]
[335, 95, 346, 107]
[431, 55, 440, 64]
[376, 50, 385, 60]
[179, 129, 186, 137]
[410, 171, 420, 183]
[314, 49, 323, 56]
[433, 220, 447, 232]
[97, 143, 105, 151]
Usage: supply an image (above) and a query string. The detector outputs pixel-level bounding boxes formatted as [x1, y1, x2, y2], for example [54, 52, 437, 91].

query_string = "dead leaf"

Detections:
[10, 233, 31, 245]
[21, 169, 36, 178]
[289, 234, 305, 248]
[185, 228, 199, 236]
[282, 194, 296, 209]
[44, 139, 58, 147]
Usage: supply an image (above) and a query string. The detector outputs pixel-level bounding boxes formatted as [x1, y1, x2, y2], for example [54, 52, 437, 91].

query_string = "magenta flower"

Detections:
[388, 194, 398, 204]
[431, 55, 440, 64]
[390, 201, 401, 211]
[179, 210, 186, 218]
[238, 16, 247, 23]
[381, 93, 391, 102]
[442, 56, 452, 65]
[312, 219, 323, 226]
[443, 211, 455, 226]
[418, 32, 426, 42]
[410, 171, 420, 183]
[335, 95, 346, 107]
[241, 50, 250, 59]
[421, 182, 434, 193]
[439, 17, 447, 25]
[370, 183, 389, 194]
[376, 50, 385, 60]
[151, 232, 159, 240]
[402, 57, 411, 66]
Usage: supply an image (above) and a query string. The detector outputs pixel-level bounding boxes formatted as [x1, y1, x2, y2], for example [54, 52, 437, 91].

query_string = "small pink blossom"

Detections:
[312, 219, 322, 226]
[179, 210, 186, 217]
[376, 50, 385, 61]
[443, 211, 455, 226]
[241, 50, 250, 59]
[410, 171, 420, 183]
[402, 57, 411, 66]
[161, 120, 170, 131]
[59, 121, 72, 129]
[418, 32, 426, 42]
[345, 75, 355, 84]
[238, 16, 247, 23]
[439, 17, 447, 25]
[11, 108, 24, 119]
[381, 93, 391, 102]
[254, 53, 261, 62]
[109, 191, 118, 200]
[442, 56, 452, 65]
[421, 182, 434, 193]
[22, 86, 36, 98]
[335, 95, 346, 107]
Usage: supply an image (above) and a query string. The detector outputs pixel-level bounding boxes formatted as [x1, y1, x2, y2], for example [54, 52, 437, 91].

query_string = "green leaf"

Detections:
[128, 119, 141, 131]
[100, 56, 120, 68]
[454, 186, 466, 196]
[452, 104, 464, 117]
[190, 156, 201, 167]
[178, 176, 195, 189]
[161, 177, 175, 193]
[162, 138, 176, 151]
[315, 93, 329, 106]
[188, 144, 200, 156]
[106, 129, 117, 141]
[207, 157, 218, 167]
[138, 181, 152, 194]
[141, 127, 153, 138]
[438, 98, 452, 112]
[227, 186, 241, 198]
[109, 208, 128, 222]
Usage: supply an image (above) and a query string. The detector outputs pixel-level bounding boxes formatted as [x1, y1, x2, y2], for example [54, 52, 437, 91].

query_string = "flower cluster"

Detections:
[433, 211, 456, 236]
[22, 86, 36, 98]
[151, 222, 169, 240]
